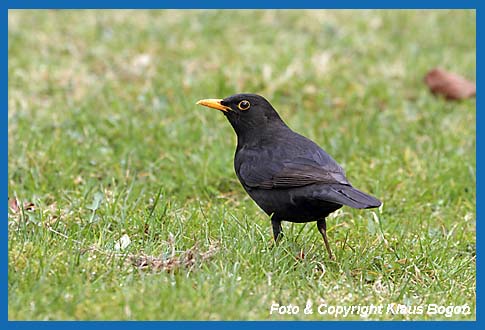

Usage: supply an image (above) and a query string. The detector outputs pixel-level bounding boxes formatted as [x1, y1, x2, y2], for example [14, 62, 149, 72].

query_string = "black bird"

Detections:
[197, 94, 381, 259]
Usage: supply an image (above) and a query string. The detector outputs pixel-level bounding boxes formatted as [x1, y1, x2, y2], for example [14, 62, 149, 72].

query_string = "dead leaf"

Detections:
[129, 242, 219, 273]
[424, 68, 476, 100]
[9, 200, 36, 212]
[23, 202, 35, 211]
[8, 198, 36, 225]
[8, 198, 19, 213]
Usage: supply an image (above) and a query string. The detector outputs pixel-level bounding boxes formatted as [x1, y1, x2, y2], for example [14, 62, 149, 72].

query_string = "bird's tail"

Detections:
[317, 184, 381, 209]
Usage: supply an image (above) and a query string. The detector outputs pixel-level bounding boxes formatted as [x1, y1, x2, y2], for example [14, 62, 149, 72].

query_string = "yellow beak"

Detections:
[196, 99, 231, 112]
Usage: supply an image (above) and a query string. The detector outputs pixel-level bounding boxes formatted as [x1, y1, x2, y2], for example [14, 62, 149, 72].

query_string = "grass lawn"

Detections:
[8, 10, 476, 320]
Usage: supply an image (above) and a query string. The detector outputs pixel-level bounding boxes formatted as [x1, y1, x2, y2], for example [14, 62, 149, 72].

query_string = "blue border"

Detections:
[4, 1, 479, 329]
[3, 0, 480, 9]
[475, 5, 480, 327]
[0, 321, 481, 328]
[3, 2, 7, 325]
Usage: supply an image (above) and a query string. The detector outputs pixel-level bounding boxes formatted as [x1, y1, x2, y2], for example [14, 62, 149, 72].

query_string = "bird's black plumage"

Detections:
[197, 93, 381, 259]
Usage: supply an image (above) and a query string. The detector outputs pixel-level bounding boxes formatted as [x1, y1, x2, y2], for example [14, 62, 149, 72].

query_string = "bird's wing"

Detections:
[238, 154, 349, 190]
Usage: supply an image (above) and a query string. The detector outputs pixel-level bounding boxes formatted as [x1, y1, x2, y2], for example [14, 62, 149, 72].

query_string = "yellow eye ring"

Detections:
[237, 100, 251, 111]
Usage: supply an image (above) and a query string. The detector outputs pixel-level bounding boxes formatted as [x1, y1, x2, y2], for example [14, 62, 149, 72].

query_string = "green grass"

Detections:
[8, 10, 476, 320]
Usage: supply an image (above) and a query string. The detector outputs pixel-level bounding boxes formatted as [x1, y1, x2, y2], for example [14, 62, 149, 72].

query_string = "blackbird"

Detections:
[197, 94, 381, 259]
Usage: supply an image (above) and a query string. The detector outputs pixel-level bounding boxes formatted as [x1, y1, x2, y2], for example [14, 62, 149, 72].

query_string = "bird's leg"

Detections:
[317, 219, 335, 260]
[271, 217, 283, 242]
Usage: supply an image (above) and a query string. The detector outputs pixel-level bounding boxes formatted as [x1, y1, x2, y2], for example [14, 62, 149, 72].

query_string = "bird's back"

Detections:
[234, 126, 380, 221]
[234, 125, 349, 188]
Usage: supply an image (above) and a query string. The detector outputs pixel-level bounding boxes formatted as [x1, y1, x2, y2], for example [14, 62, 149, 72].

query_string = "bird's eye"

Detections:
[237, 100, 251, 111]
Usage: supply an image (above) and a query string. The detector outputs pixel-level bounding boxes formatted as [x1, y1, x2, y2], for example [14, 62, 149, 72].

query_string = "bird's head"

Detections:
[196, 93, 285, 137]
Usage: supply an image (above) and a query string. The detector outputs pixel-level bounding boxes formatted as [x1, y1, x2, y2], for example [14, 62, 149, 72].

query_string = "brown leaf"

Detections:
[8, 198, 35, 213]
[23, 202, 35, 212]
[129, 242, 219, 273]
[8, 198, 19, 213]
[424, 68, 476, 100]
